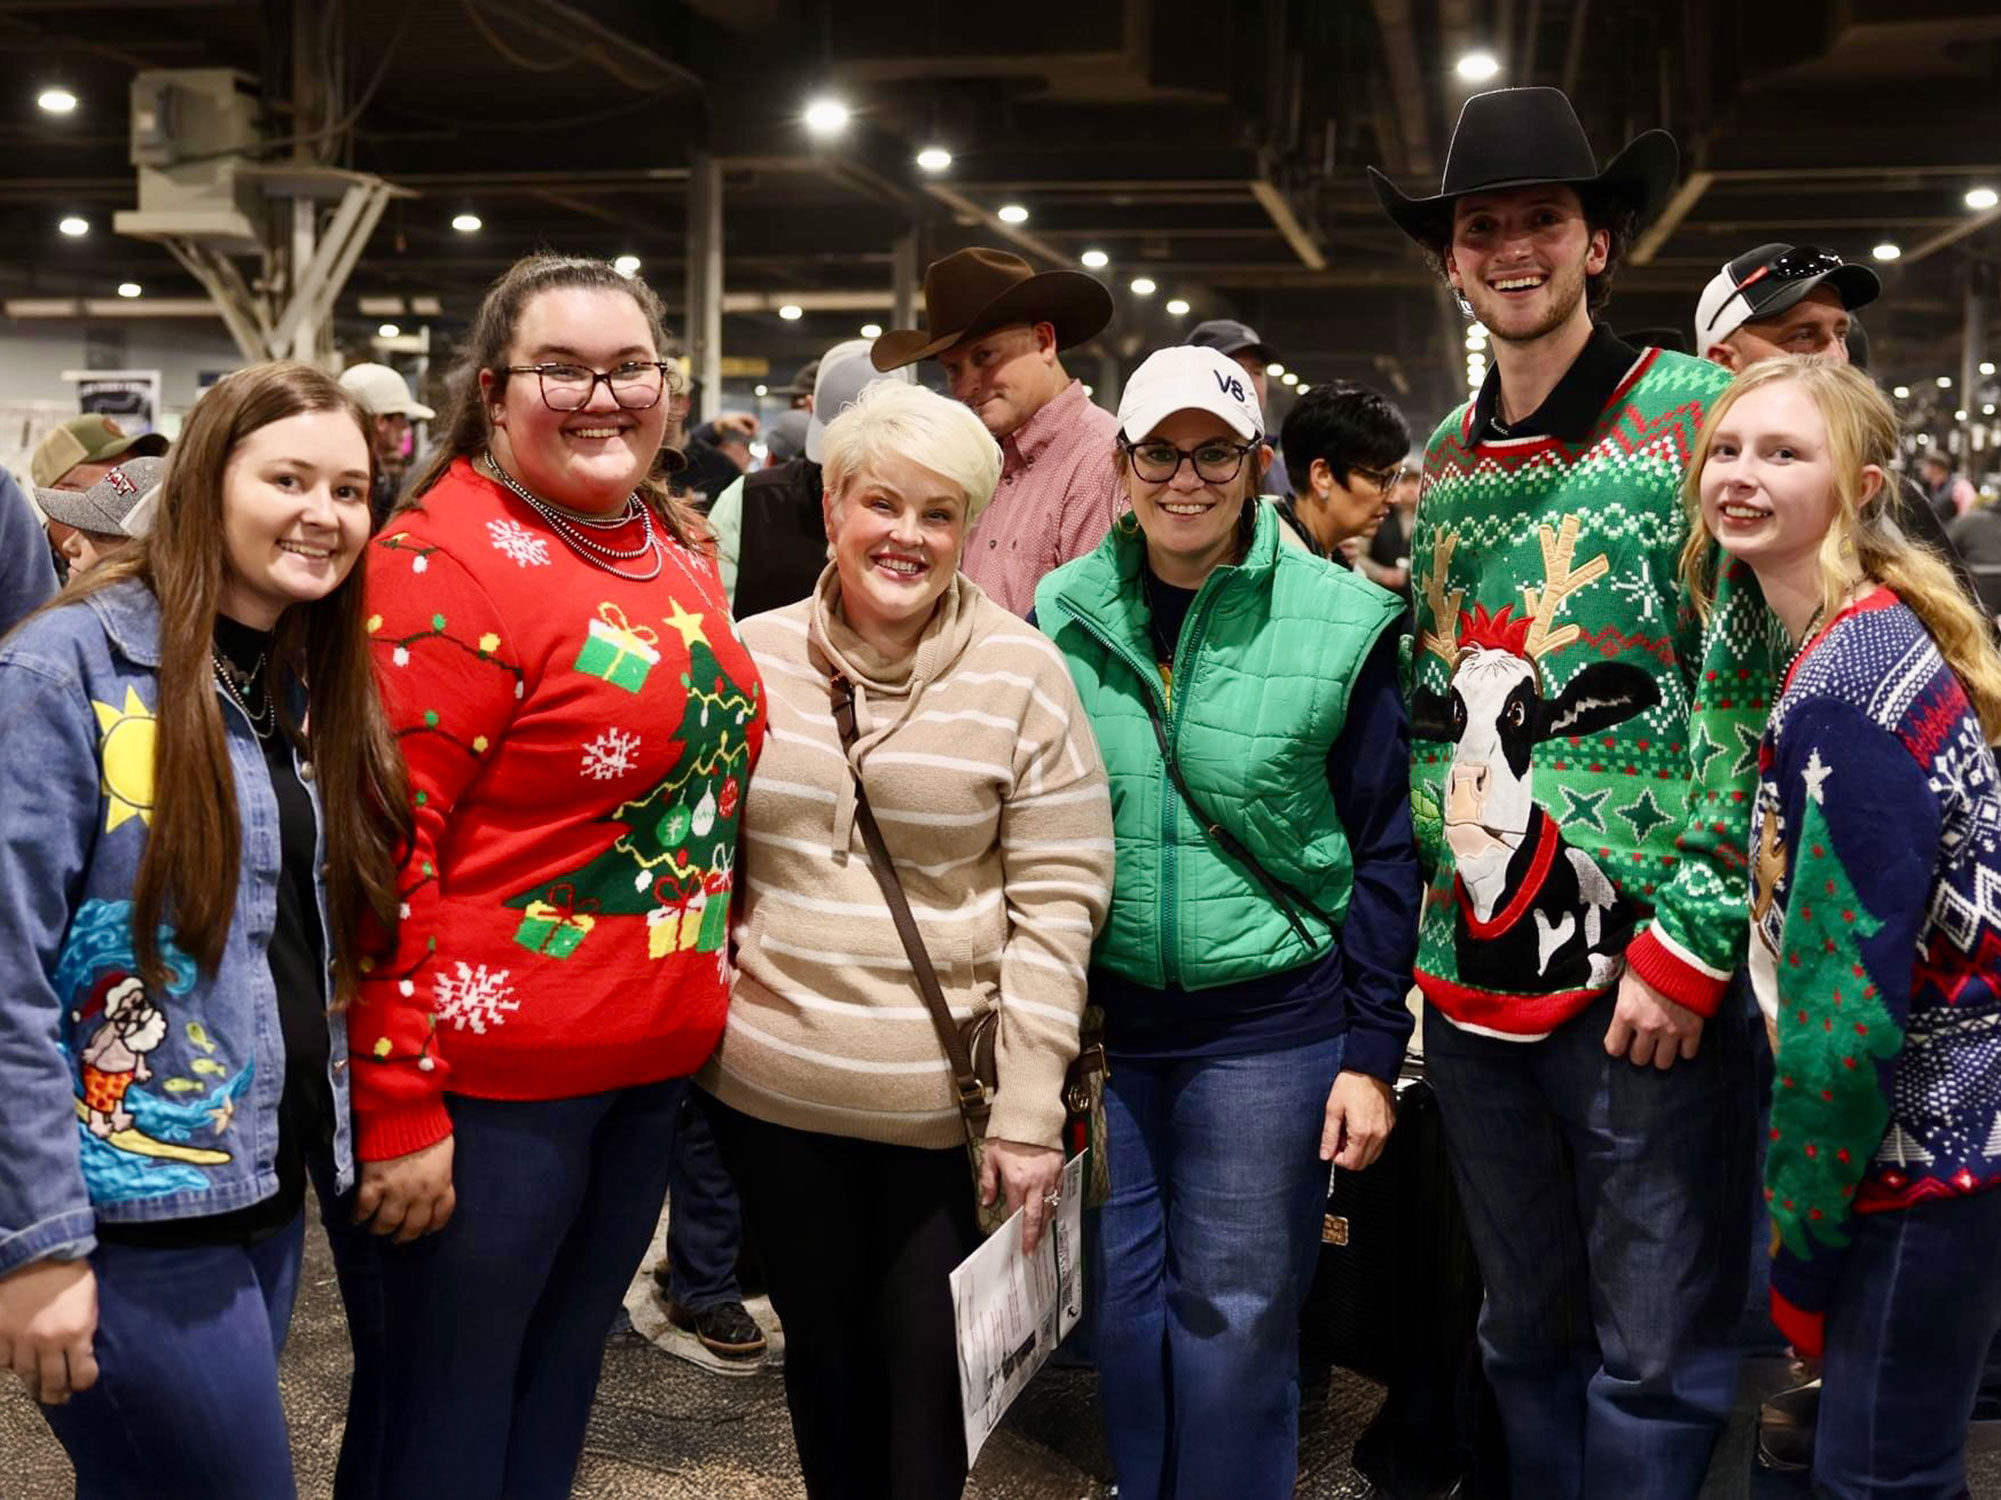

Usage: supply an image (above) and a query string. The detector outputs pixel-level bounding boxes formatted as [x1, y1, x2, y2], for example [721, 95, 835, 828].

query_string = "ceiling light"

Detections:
[1280, 371, 1299, 387]
[1987, 405, 1997, 416]
[860, 322, 883, 338]
[1872, 242, 1902, 262]
[37, 88, 77, 114]
[58, 215, 87, 237]
[1455, 51, 1502, 83]
[1264, 362, 1285, 378]
[1082, 384, 1094, 397]
[1967, 187, 1999, 211]
[778, 304, 803, 320]
[1983, 362, 1997, 376]
[1080, 249, 1109, 270]
[915, 146, 952, 173]
[1939, 376, 1955, 388]
[1468, 322, 1489, 338]
[451, 212, 482, 232]
[1956, 409, 1970, 421]
[997, 204, 1029, 224]
[1165, 298, 1191, 316]
[754, 384, 768, 397]
[613, 254, 640, 277]
[803, 97, 850, 136]
[1893, 386, 1910, 398]
[378, 323, 400, 338]
[1465, 333, 1487, 350]
[1130, 277, 1157, 296]
[117, 282, 141, 298]
[1296, 384, 1311, 394]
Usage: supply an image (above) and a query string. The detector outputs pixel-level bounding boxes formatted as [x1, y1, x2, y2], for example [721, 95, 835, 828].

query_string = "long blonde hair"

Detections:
[1681, 356, 2001, 738]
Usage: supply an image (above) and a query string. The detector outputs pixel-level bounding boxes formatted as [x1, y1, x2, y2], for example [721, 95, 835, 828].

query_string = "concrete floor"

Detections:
[5, 1212, 2000, 1500]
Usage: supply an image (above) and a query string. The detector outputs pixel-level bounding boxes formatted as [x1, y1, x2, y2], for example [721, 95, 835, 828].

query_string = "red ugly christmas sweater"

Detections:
[353, 458, 765, 1160]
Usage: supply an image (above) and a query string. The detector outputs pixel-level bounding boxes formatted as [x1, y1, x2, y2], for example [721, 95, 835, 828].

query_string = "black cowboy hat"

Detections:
[870, 248, 1114, 371]
[1368, 87, 1679, 247]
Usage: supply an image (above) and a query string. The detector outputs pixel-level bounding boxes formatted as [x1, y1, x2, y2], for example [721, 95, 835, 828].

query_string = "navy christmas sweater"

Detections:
[1748, 589, 2001, 1356]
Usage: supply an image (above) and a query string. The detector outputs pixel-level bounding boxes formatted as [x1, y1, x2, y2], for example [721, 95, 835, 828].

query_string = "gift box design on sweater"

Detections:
[508, 599, 761, 958]
[572, 602, 661, 693]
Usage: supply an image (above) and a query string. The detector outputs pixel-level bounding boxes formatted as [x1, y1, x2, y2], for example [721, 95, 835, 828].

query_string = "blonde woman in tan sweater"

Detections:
[698, 379, 1113, 1500]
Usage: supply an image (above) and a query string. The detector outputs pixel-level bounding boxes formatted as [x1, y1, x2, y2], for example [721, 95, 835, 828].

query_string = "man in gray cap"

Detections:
[708, 339, 914, 615]
[1188, 318, 1290, 493]
[338, 361, 435, 528]
[33, 455, 167, 579]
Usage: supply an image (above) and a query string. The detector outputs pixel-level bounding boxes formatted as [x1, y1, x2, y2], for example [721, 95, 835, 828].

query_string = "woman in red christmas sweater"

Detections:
[355, 253, 765, 1497]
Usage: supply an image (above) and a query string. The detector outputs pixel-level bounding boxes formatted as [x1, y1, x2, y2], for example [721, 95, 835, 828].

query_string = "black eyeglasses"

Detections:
[501, 361, 675, 411]
[1349, 462, 1409, 492]
[1120, 437, 1261, 486]
[1703, 246, 1847, 336]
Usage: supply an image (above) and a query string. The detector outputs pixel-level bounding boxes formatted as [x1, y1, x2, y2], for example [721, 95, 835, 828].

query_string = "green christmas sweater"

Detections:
[1408, 345, 1785, 1036]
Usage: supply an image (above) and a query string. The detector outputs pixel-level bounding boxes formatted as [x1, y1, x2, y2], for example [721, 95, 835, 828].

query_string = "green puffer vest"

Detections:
[1035, 503, 1404, 990]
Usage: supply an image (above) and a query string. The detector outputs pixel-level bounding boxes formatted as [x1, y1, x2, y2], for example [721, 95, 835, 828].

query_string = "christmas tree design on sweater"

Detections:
[1747, 590, 2001, 1355]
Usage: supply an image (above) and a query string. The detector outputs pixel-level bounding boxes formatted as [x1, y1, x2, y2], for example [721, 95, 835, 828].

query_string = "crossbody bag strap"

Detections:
[1141, 696, 1337, 947]
[829, 674, 991, 1130]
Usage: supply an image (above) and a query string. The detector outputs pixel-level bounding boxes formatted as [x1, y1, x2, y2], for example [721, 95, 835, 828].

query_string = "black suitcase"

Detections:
[1300, 1058, 1508, 1499]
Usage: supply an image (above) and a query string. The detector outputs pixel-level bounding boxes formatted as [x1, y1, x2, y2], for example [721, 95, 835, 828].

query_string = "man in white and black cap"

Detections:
[707, 338, 914, 614]
[1187, 318, 1291, 493]
[338, 361, 434, 528]
[1693, 243, 1879, 369]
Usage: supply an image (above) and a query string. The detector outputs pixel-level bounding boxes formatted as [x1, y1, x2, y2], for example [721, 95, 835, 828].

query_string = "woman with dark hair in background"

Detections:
[355, 253, 766, 1499]
[0, 362, 407, 1498]
[1270, 382, 1412, 570]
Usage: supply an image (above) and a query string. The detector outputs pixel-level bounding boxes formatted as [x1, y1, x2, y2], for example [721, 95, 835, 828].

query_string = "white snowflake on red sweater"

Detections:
[486, 518, 550, 568]
[580, 727, 641, 781]
[433, 961, 519, 1034]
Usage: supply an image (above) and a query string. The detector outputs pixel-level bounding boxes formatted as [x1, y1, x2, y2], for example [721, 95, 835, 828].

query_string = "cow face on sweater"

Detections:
[1413, 518, 1660, 989]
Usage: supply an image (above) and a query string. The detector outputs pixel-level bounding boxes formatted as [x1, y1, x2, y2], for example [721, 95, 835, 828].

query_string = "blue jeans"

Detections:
[43, 1214, 306, 1500]
[667, 1089, 746, 1310]
[309, 1145, 388, 1500]
[373, 1079, 684, 1500]
[1089, 1033, 1347, 1500]
[1814, 1190, 2001, 1500]
[1423, 991, 1752, 1500]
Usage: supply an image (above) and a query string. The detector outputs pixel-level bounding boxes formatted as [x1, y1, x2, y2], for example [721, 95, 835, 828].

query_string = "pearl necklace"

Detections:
[482, 450, 664, 582]
[211, 650, 275, 740]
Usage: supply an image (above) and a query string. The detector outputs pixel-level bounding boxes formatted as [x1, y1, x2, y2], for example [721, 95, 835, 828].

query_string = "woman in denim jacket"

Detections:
[0, 362, 408, 1499]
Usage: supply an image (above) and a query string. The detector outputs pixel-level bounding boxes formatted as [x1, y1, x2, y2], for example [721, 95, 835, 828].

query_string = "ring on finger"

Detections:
[1043, 1191, 1062, 1208]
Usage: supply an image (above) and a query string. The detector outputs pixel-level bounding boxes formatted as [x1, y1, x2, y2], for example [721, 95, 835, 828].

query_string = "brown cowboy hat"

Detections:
[869, 248, 1115, 371]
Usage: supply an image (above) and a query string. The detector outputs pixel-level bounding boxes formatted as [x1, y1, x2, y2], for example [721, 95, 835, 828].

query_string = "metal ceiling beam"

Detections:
[1248, 172, 1327, 271]
[1898, 202, 2001, 267]
[1368, 0, 1435, 177]
[919, 182, 1070, 265]
[1629, 169, 1713, 265]
[472, 0, 703, 95]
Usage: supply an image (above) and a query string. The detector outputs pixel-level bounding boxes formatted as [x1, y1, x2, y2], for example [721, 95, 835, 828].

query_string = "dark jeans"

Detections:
[1814, 1190, 2001, 1500]
[372, 1079, 684, 1500]
[1424, 991, 1753, 1500]
[1088, 1033, 1348, 1500]
[43, 1214, 306, 1500]
[309, 1148, 388, 1500]
[705, 1093, 980, 1500]
[666, 1089, 746, 1310]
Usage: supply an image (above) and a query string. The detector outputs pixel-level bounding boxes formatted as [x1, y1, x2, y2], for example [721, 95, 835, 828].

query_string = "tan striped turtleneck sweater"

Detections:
[700, 567, 1113, 1150]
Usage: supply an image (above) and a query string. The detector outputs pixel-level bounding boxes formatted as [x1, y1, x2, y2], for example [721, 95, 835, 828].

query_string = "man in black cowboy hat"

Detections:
[871, 246, 1119, 616]
[1374, 87, 1772, 1500]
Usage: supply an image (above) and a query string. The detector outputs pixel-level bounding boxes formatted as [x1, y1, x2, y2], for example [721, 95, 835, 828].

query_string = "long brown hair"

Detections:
[53, 362, 410, 999]
[1682, 356, 2001, 738]
[401, 253, 707, 550]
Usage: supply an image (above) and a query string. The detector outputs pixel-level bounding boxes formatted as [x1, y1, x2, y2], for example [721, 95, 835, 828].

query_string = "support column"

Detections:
[684, 150, 723, 425]
[891, 231, 919, 333]
[290, 0, 328, 364]
[1962, 272, 1989, 471]
[1094, 349, 1121, 413]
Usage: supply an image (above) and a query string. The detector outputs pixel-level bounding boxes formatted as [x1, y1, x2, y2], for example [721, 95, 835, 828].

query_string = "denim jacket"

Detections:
[0, 577, 353, 1275]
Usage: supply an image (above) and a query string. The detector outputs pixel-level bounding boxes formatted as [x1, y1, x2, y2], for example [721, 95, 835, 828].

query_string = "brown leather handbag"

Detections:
[830, 674, 1109, 1235]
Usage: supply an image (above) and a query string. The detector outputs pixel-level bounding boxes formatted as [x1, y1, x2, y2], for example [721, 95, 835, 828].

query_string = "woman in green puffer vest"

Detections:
[1034, 344, 1421, 1500]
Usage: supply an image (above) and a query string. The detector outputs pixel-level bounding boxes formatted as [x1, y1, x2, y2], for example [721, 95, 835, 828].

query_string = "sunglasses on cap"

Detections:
[1703, 246, 1848, 337]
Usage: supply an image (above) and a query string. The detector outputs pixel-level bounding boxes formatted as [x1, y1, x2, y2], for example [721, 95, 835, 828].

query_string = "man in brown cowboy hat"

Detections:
[1375, 86, 1775, 1500]
[871, 246, 1119, 616]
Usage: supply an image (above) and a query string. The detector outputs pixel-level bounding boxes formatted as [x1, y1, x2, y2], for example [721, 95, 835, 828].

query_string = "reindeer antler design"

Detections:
[1519, 515, 1610, 660]
[1418, 528, 1464, 665]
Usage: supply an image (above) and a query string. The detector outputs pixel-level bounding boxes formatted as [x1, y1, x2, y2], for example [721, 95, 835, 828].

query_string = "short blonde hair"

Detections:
[819, 380, 1003, 527]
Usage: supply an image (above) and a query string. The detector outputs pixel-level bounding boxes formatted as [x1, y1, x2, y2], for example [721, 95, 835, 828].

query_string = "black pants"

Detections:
[704, 1093, 981, 1500]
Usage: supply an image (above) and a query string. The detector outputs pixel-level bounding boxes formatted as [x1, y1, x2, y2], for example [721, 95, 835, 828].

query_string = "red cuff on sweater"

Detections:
[1770, 1287, 1826, 1361]
[353, 1096, 454, 1163]
[1624, 927, 1731, 1018]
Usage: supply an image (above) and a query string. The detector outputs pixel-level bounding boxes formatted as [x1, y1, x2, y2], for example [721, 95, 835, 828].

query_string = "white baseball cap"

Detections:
[1117, 344, 1264, 444]
[339, 362, 436, 421]
[807, 338, 914, 464]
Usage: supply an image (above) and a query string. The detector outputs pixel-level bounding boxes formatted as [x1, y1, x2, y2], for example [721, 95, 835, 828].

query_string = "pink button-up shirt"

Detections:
[960, 379, 1124, 617]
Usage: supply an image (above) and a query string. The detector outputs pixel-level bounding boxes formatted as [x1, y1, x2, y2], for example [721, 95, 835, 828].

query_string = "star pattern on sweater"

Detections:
[663, 598, 709, 650]
[1688, 723, 1724, 779]
[1802, 748, 1832, 805]
[1732, 720, 1762, 778]
[1616, 788, 1671, 843]
[1558, 783, 1613, 832]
